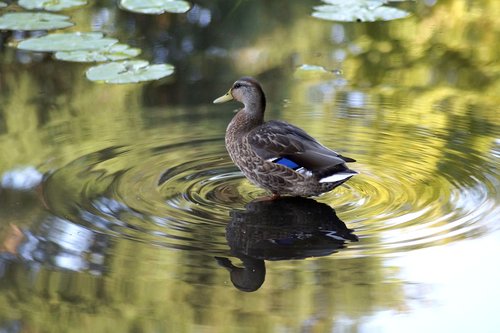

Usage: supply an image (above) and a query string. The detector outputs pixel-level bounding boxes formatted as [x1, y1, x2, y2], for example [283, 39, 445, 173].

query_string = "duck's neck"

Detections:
[227, 100, 265, 138]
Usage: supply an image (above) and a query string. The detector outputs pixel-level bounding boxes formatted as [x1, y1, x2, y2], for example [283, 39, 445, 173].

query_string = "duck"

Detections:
[213, 77, 357, 197]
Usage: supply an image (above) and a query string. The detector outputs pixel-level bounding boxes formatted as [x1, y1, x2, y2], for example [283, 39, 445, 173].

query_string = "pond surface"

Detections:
[1, 0, 499, 332]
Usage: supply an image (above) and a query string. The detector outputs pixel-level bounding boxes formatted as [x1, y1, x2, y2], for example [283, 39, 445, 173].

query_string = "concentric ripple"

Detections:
[316, 130, 500, 255]
[41, 137, 263, 254]
[40, 133, 500, 256]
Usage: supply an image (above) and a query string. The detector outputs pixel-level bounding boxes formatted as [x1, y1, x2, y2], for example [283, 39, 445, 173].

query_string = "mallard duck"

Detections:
[213, 77, 357, 197]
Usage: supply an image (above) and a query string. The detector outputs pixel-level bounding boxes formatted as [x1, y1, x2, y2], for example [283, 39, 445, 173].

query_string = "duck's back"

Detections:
[247, 120, 356, 178]
[225, 119, 357, 196]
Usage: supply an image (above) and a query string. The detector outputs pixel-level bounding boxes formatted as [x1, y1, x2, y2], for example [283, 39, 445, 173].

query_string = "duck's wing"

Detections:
[247, 120, 357, 181]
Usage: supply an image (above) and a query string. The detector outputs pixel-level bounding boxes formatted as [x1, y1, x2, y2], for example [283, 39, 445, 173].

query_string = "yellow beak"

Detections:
[213, 89, 234, 104]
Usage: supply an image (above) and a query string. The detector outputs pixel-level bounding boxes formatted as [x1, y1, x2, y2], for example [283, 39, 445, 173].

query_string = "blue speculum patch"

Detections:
[274, 157, 300, 170]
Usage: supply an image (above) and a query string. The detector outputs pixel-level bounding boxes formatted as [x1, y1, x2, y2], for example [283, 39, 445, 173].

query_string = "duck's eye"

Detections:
[233, 83, 242, 89]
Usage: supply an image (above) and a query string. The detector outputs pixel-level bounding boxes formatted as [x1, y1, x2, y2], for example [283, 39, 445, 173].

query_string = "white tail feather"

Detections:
[319, 172, 356, 183]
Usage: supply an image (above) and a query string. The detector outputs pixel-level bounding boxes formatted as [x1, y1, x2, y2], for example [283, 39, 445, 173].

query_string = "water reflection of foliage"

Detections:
[0, 215, 404, 333]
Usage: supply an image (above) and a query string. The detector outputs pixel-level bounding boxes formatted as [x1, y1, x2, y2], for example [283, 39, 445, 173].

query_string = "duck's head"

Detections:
[213, 77, 266, 111]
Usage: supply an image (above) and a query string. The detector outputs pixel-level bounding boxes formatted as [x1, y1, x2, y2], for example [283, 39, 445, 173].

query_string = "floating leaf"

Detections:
[17, 32, 118, 52]
[86, 60, 174, 84]
[55, 43, 141, 62]
[294, 64, 343, 79]
[0, 12, 74, 31]
[18, 0, 87, 11]
[296, 64, 330, 73]
[0, 2, 7, 8]
[313, 0, 410, 22]
[294, 65, 327, 79]
[119, 0, 190, 15]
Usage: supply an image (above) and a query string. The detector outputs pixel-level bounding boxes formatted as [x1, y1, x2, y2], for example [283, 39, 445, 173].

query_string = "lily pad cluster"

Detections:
[55, 44, 141, 62]
[1, 0, 190, 83]
[17, 32, 119, 52]
[18, 0, 88, 11]
[119, 0, 190, 15]
[17, 32, 174, 83]
[86, 60, 174, 84]
[313, 0, 411, 22]
[0, 12, 74, 31]
[0, 0, 83, 31]
[0, 0, 192, 31]
[17, 32, 139, 63]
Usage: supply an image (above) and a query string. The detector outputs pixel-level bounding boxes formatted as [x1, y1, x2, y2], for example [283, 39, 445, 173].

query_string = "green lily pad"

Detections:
[296, 64, 330, 73]
[55, 43, 141, 62]
[86, 60, 174, 84]
[17, 32, 118, 52]
[313, 0, 410, 22]
[0, 12, 74, 31]
[18, 0, 87, 11]
[294, 64, 343, 79]
[0, 2, 7, 8]
[294, 65, 327, 79]
[119, 0, 190, 14]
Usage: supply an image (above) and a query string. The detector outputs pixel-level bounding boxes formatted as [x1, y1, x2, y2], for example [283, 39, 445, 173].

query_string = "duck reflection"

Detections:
[216, 197, 358, 292]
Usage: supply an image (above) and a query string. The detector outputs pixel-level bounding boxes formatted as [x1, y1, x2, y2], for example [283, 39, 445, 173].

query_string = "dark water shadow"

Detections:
[215, 197, 358, 292]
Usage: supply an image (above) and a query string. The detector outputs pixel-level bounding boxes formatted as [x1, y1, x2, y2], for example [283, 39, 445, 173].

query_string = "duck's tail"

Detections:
[319, 169, 358, 183]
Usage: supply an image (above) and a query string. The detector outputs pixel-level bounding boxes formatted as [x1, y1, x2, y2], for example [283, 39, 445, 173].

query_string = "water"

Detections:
[1, 1, 499, 332]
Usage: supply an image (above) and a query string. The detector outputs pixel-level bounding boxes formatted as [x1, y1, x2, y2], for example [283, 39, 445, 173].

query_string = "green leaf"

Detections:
[17, 32, 118, 52]
[86, 60, 175, 84]
[296, 64, 330, 73]
[0, 12, 74, 31]
[55, 43, 141, 62]
[119, 0, 190, 15]
[295, 64, 328, 78]
[313, 0, 410, 22]
[18, 0, 87, 11]
[294, 64, 343, 79]
[322, 0, 385, 6]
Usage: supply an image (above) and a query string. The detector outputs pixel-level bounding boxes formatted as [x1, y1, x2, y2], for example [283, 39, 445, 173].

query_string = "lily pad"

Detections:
[313, 0, 410, 22]
[0, 12, 74, 31]
[86, 60, 174, 84]
[119, 0, 190, 14]
[0, 2, 7, 8]
[18, 0, 87, 11]
[17, 32, 118, 52]
[294, 64, 343, 79]
[296, 64, 330, 73]
[55, 43, 141, 62]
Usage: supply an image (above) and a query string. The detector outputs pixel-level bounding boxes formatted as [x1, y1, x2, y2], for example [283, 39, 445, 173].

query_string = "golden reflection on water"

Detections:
[0, 0, 499, 332]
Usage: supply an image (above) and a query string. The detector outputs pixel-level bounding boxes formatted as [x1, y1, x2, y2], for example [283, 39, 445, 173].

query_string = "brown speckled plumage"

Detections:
[214, 77, 357, 197]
